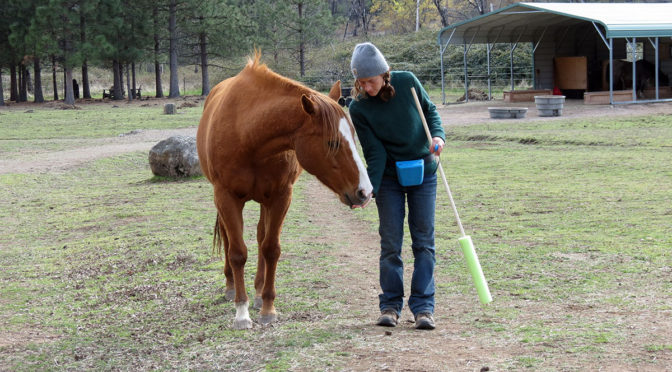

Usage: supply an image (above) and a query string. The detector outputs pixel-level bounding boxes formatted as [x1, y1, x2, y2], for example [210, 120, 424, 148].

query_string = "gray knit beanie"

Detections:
[350, 42, 389, 79]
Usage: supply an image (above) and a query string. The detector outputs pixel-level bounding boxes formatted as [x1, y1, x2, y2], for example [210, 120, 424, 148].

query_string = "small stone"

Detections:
[164, 103, 176, 114]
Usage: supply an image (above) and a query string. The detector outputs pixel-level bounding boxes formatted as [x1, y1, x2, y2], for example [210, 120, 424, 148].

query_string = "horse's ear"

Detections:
[328, 80, 341, 101]
[301, 94, 316, 115]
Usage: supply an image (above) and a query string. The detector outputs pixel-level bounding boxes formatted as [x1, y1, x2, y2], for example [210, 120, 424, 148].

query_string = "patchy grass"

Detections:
[0, 100, 203, 155]
[1, 107, 671, 370]
[428, 113, 672, 369]
[0, 152, 358, 370]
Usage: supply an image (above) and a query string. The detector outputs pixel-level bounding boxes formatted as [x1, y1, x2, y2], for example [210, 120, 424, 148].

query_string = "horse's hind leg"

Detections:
[216, 215, 235, 301]
[257, 191, 292, 325]
[253, 208, 267, 310]
[215, 192, 252, 330]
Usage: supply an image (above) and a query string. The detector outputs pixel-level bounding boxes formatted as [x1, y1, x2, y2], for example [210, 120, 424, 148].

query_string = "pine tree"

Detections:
[183, 0, 252, 95]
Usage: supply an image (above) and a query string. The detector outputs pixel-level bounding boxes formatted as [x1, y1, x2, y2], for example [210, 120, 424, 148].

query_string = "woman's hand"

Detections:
[430, 137, 445, 156]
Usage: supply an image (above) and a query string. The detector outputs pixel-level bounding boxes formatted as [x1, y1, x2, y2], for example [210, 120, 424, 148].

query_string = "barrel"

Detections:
[534, 95, 565, 117]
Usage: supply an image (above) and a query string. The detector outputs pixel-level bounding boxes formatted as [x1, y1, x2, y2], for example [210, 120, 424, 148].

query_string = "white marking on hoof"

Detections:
[253, 296, 263, 310]
[233, 301, 252, 330]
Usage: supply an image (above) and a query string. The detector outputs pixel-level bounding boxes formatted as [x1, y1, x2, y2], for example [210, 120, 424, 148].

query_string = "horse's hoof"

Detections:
[260, 313, 277, 325]
[253, 296, 263, 310]
[233, 318, 253, 330]
[225, 289, 235, 301]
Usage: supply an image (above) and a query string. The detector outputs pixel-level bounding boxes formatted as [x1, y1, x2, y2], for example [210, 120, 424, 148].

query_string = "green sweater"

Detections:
[349, 71, 445, 194]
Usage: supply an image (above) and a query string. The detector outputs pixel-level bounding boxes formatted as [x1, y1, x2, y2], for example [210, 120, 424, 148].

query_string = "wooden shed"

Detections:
[437, 2, 672, 104]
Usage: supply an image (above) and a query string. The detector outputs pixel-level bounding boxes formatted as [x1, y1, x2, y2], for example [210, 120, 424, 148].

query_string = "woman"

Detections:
[348, 42, 445, 330]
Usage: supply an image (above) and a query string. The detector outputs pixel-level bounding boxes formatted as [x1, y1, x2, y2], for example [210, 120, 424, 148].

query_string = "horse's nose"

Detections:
[356, 188, 371, 204]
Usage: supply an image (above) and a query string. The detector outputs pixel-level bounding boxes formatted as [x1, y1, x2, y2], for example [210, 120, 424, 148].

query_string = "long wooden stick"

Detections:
[411, 87, 492, 304]
[410, 87, 465, 237]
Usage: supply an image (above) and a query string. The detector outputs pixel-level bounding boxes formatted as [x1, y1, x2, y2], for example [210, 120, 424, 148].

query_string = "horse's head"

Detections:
[294, 81, 373, 208]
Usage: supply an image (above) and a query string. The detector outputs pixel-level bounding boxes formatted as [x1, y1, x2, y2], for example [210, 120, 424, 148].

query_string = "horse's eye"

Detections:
[327, 140, 340, 150]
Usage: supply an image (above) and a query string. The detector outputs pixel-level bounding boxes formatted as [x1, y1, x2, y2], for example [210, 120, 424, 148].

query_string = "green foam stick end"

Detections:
[458, 236, 493, 305]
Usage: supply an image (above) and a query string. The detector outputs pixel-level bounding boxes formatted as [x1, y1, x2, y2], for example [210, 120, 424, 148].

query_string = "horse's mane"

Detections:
[245, 51, 346, 155]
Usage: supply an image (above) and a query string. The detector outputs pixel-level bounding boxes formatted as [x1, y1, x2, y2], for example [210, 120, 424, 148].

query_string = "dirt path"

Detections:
[302, 178, 506, 371]
[0, 128, 197, 174]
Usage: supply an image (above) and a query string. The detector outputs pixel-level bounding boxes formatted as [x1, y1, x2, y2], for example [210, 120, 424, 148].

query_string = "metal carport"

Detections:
[437, 2, 672, 104]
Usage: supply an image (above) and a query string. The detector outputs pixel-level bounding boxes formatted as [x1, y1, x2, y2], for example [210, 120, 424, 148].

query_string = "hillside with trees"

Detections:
[0, 0, 522, 105]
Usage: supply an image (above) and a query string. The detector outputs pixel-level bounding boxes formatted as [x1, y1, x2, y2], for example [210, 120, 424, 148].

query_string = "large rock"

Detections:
[148, 136, 202, 177]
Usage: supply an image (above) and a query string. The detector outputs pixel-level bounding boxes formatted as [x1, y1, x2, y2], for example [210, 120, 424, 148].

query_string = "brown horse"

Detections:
[197, 53, 372, 329]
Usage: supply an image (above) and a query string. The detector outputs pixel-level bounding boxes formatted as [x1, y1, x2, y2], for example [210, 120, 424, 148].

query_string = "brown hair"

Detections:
[352, 71, 396, 102]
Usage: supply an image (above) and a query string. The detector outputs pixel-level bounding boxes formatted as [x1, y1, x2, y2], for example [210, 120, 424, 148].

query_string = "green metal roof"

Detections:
[438, 2, 672, 46]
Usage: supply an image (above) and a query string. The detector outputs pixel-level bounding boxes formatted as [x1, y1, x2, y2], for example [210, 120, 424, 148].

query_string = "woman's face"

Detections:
[357, 74, 385, 97]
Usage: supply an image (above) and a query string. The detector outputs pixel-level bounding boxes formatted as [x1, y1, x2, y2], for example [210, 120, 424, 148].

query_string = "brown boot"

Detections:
[414, 312, 435, 330]
[376, 309, 398, 327]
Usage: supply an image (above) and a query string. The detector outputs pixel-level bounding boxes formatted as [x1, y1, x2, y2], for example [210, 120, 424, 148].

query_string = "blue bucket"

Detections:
[395, 159, 424, 187]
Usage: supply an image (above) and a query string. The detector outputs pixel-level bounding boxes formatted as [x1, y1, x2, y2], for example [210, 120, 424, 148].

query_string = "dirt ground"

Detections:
[1, 97, 671, 370]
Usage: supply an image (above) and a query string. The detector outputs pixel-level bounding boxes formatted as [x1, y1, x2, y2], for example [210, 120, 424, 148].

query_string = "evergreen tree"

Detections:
[33, 0, 87, 105]
[151, 3, 166, 97]
[96, 0, 151, 100]
[252, 0, 335, 77]
[7, 0, 35, 102]
[118, 0, 152, 100]
[183, 0, 251, 95]
[288, 0, 337, 77]
[167, 0, 180, 98]
[0, 1, 13, 105]
[77, 0, 100, 99]
[251, 0, 293, 66]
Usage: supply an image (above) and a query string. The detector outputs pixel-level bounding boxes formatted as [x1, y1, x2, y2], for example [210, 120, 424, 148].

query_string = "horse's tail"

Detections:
[212, 213, 224, 258]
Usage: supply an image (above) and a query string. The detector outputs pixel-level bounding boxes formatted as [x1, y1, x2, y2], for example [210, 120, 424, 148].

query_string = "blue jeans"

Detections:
[375, 173, 437, 316]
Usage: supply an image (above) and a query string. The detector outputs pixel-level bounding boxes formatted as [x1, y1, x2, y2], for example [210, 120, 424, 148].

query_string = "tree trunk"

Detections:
[81, 61, 91, 99]
[26, 68, 33, 94]
[168, 0, 180, 98]
[153, 6, 164, 98]
[126, 64, 132, 102]
[17, 64, 23, 102]
[155, 61, 163, 98]
[80, 14, 91, 99]
[199, 32, 209, 96]
[0, 69, 4, 106]
[119, 62, 124, 94]
[132, 62, 137, 95]
[19, 64, 28, 102]
[432, 0, 450, 28]
[52, 56, 59, 101]
[10, 64, 17, 102]
[64, 67, 75, 105]
[416, 0, 420, 32]
[113, 60, 123, 100]
[34, 56, 44, 103]
[298, 3, 305, 77]
[63, 70, 67, 99]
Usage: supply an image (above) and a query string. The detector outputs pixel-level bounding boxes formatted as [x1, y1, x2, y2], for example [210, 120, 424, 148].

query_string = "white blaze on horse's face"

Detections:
[338, 117, 373, 197]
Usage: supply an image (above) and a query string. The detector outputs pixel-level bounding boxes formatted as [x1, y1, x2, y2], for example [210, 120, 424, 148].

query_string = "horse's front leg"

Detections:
[215, 192, 252, 330]
[257, 191, 292, 325]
